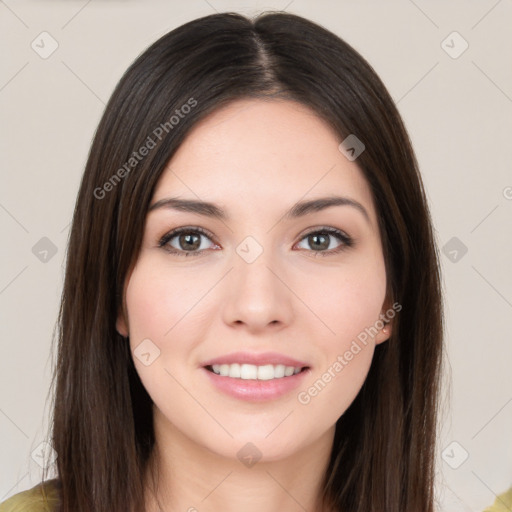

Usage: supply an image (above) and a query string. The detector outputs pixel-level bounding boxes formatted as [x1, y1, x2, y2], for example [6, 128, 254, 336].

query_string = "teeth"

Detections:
[210, 363, 303, 380]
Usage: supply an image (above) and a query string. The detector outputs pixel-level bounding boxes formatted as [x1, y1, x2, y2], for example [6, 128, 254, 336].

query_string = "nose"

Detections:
[221, 245, 294, 334]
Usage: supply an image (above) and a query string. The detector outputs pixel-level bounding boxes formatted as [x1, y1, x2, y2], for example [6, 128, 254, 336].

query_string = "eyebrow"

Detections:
[148, 195, 371, 224]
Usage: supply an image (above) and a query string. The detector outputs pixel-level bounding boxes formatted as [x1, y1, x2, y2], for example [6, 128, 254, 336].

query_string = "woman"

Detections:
[1, 10, 444, 512]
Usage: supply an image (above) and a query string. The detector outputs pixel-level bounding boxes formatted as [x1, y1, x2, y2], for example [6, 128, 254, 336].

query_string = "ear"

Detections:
[116, 307, 129, 337]
[116, 270, 133, 338]
[375, 320, 392, 345]
[375, 297, 394, 345]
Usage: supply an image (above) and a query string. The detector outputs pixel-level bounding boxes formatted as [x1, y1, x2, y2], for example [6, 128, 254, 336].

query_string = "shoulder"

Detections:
[0, 480, 60, 512]
[483, 486, 512, 512]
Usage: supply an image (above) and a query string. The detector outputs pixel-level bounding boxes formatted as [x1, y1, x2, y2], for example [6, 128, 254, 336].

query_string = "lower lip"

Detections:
[201, 367, 310, 402]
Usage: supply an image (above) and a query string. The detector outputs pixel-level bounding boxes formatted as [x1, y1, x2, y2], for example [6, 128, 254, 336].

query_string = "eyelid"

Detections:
[299, 225, 351, 241]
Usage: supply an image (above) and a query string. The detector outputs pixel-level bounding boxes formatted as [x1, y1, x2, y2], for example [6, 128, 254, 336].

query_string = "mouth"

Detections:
[204, 363, 310, 380]
[201, 362, 311, 402]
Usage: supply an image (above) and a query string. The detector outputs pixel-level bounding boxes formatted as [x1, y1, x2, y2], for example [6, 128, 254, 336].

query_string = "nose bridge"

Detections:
[234, 233, 279, 296]
[222, 233, 292, 329]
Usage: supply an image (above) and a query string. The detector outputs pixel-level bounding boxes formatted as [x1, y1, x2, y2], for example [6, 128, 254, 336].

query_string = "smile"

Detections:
[206, 363, 307, 380]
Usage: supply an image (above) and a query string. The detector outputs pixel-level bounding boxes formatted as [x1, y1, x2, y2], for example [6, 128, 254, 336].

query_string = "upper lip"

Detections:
[201, 351, 310, 368]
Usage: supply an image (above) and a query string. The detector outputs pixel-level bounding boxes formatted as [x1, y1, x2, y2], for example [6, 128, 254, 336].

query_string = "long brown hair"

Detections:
[42, 11, 444, 512]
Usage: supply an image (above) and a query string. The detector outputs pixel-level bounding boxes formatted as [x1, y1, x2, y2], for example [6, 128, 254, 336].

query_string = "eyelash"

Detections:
[158, 226, 355, 258]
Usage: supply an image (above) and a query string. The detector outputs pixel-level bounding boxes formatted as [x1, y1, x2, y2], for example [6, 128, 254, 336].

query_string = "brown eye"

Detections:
[295, 227, 354, 256]
[158, 227, 217, 257]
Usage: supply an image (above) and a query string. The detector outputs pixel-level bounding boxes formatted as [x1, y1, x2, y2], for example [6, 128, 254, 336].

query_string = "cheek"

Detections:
[124, 260, 206, 342]
[123, 261, 202, 393]
[308, 251, 387, 347]
[294, 253, 386, 416]
[124, 262, 204, 412]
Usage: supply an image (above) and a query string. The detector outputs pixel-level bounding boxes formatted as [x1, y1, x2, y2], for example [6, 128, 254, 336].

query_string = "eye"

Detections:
[294, 227, 354, 257]
[158, 226, 354, 257]
[158, 227, 218, 257]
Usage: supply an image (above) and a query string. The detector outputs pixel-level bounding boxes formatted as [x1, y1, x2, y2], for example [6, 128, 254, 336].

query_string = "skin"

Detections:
[116, 98, 393, 512]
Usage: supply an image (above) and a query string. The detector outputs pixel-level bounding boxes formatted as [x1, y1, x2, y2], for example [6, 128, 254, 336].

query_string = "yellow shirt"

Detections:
[483, 486, 512, 512]
[1, 479, 511, 511]
[0, 480, 59, 512]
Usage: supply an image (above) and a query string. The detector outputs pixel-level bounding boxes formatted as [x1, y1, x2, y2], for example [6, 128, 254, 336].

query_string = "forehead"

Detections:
[152, 98, 377, 226]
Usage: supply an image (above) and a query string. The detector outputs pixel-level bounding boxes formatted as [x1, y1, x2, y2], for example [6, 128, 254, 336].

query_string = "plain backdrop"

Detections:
[1, 1, 511, 511]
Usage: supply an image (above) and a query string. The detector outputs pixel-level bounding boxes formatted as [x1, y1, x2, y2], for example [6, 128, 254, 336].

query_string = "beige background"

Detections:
[1, 1, 511, 510]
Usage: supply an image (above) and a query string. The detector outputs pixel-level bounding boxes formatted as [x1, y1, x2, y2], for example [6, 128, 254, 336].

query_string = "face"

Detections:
[117, 98, 393, 463]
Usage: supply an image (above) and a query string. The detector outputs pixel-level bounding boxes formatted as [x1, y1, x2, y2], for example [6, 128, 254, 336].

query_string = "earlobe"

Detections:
[116, 309, 128, 337]
[376, 323, 392, 345]
[116, 278, 131, 338]
[116, 270, 134, 338]
[376, 294, 395, 345]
